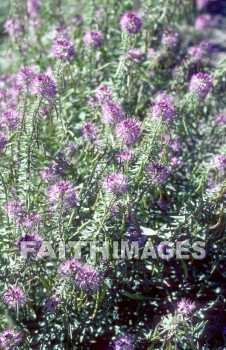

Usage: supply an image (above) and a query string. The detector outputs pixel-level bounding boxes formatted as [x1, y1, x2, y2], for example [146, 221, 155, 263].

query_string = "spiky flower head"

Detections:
[151, 93, 176, 123]
[17, 214, 42, 229]
[81, 122, 98, 141]
[48, 180, 78, 208]
[3, 286, 26, 308]
[176, 298, 195, 316]
[0, 132, 8, 151]
[102, 101, 125, 125]
[103, 173, 128, 194]
[113, 335, 135, 350]
[0, 110, 20, 130]
[31, 74, 57, 99]
[120, 12, 142, 34]
[51, 39, 75, 61]
[189, 72, 212, 101]
[161, 28, 179, 48]
[17, 67, 36, 88]
[115, 118, 142, 146]
[95, 85, 113, 103]
[0, 329, 22, 350]
[147, 162, 169, 186]
[83, 30, 103, 48]
[195, 14, 211, 30]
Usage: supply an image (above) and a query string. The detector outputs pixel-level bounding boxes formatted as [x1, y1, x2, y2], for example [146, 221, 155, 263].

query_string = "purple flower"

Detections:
[17, 67, 36, 89]
[199, 40, 212, 53]
[103, 173, 128, 194]
[127, 228, 147, 246]
[45, 297, 61, 313]
[81, 122, 98, 141]
[83, 30, 103, 48]
[48, 180, 78, 208]
[27, 0, 40, 19]
[4, 18, 22, 37]
[3, 287, 26, 308]
[95, 85, 112, 103]
[31, 74, 57, 99]
[187, 46, 203, 63]
[0, 110, 20, 130]
[0, 329, 22, 350]
[18, 233, 43, 256]
[147, 48, 157, 59]
[0, 132, 8, 151]
[115, 118, 142, 146]
[151, 93, 176, 123]
[116, 150, 133, 163]
[6, 200, 25, 218]
[113, 335, 135, 350]
[176, 298, 195, 316]
[102, 101, 125, 125]
[215, 114, 226, 125]
[17, 214, 42, 229]
[169, 138, 182, 152]
[59, 258, 83, 277]
[51, 39, 75, 61]
[120, 12, 142, 34]
[40, 168, 56, 182]
[189, 72, 212, 101]
[210, 154, 226, 170]
[169, 154, 181, 170]
[161, 28, 179, 48]
[125, 49, 142, 62]
[195, 14, 211, 30]
[147, 162, 169, 186]
[196, 0, 209, 10]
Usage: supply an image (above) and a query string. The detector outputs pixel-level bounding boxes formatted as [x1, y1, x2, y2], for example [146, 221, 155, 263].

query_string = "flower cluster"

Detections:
[51, 39, 75, 61]
[189, 72, 212, 101]
[120, 12, 142, 34]
[151, 93, 176, 123]
[103, 173, 128, 194]
[3, 286, 26, 308]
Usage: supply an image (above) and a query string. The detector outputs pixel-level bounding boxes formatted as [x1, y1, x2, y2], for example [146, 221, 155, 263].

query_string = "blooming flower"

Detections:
[115, 118, 142, 146]
[18, 233, 43, 256]
[120, 12, 142, 34]
[27, 0, 40, 19]
[0, 110, 20, 130]
[176, 298, 195, 316]
[187, 46, 203, 63]
[17, 214, 43, 229]
[83, 30, 103, 48]
[31, 74, 57, 99]
[103, 173, 128, 194]
[48, 180, 78, 208]
[45, 297, 61, 313]
[189, 72, 212, 101]
[210, 154, 226, 170]
[102, 101, 125, 124]
[95, 85, 112, 103]
[125, 49, 142, 62]
[81, 122, 98, 141]
[161, 28, 179, 48]
[196, 0, 209, 10]
[116, 150, 133, 163]
[0, 132, 8, 151]
[215, 114, 226, 125]
[147, 162, 169, 186]
[51, 39, 75, 61]
[0, 329, 22, 350]
[17, 67, 36, 89]
[195, 14, 211, 30]
[151, 93, 176, 123]
[113, 335, 135, 350]
[3, 287, 26, 308]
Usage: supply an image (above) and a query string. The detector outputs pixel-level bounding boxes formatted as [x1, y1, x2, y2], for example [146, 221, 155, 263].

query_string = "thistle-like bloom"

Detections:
[187, 46, 203, 63]
[125, 49, 142, 62]
[51, 39, 75, 61]
[3, 287, 26, 308]
[151, 93, 176, 123]
[176, 299, 195, 316]
[113, 335, 135, 350]
[83, 30, 103, 48]
[18, 233, 43, 256]
[195, 14, 211, 30]
[18, 214, 42, 229]
[45, 297, 61, 313]
[147, 162, 169, 186]
[0, 329, 22, 350]
[103, 173, 128, 194]
[210, 154, 226, 170]
[59, 258, 83, 277]
[48, 180, 78, 208]
[120, 12, 142, 34]
[161, 28, 179, 48]
[215, 114, 226, 125]
[189, 72, 212, 101]
[0, 132, 8, 151]
[116, 150, 133, 163]
[95, 85, 112, 103]
[4, 18, 22, 37]
[6, 200, 25, 218]
[81, 122, 98, 141]
[17, 67, 36, 89]
[31, 74, 57, 99]
[27, 0, 40, 19]
[102, 101, 125, 125]
[0, 110, 20, 130]
[115, 118, 142, 146]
